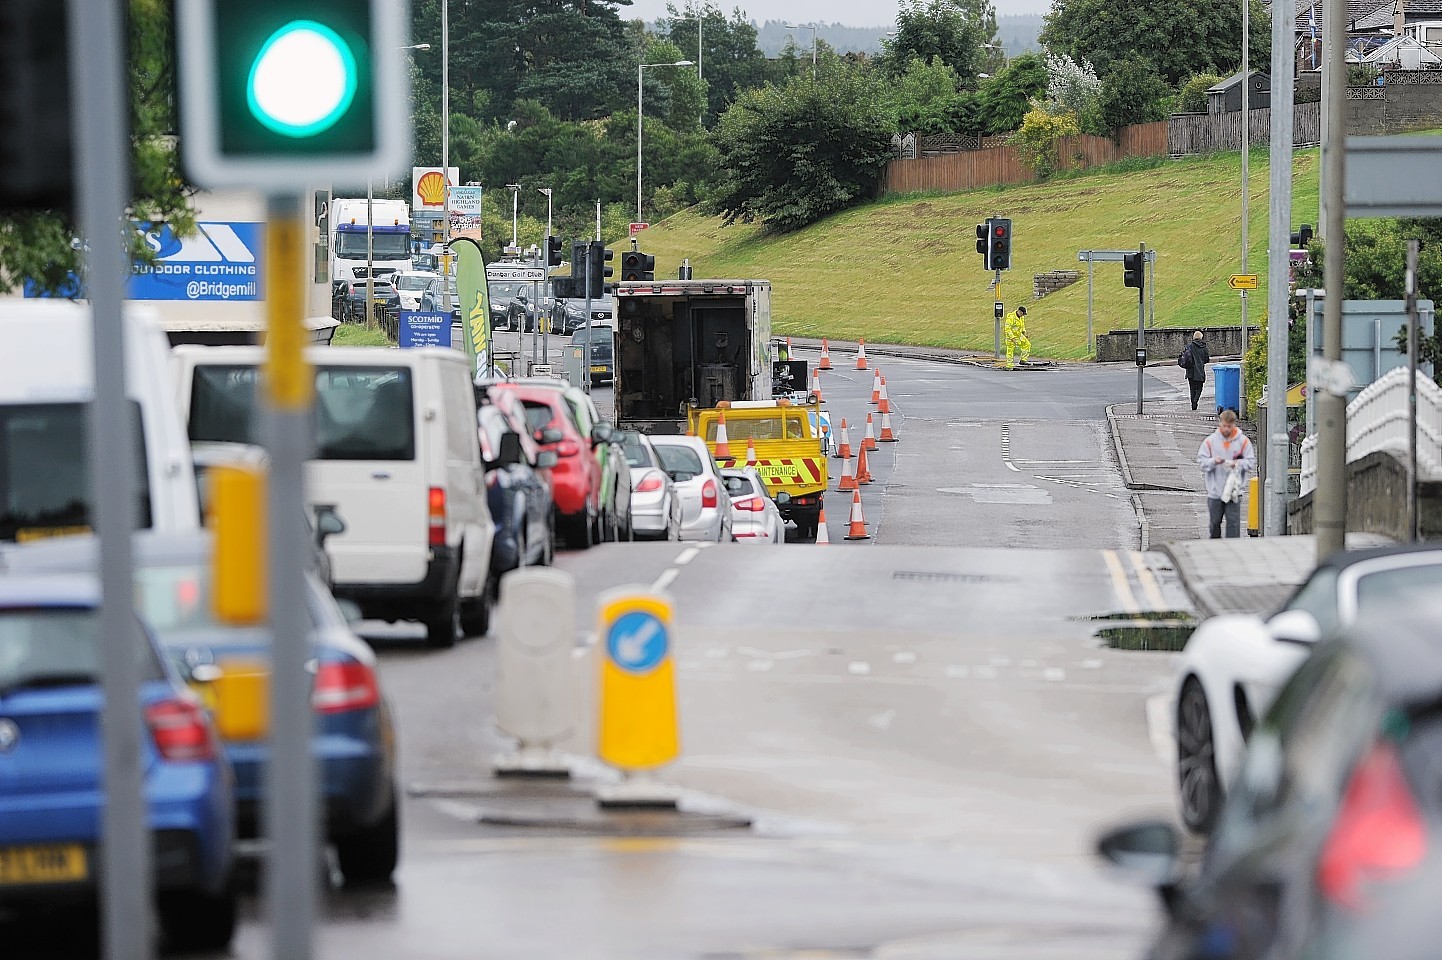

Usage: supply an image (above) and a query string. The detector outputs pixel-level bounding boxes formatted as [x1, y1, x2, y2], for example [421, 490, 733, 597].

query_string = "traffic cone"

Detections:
[819, 339, 833, 370]
[870, 368, 882, 404]
[878, 409, 899, 442]
[837, 418, 852, 461]
[786, 337, 792, 356]
[877, 376, 892, 415]
[855, 339, 868, 370]
[863, 413, 878, 451]
[856, 442, 873, 484]
[810, 366, 823, 402]
[844, 489, 870, 540]
[815, 508, 830, 544]
[715, 411, 732, 459]
[836, 449, 857, 491]
[746, 437, 757, 467]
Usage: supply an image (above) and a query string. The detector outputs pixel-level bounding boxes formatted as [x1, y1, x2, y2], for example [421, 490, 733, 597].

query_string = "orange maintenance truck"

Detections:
[687, 399, 828, 540]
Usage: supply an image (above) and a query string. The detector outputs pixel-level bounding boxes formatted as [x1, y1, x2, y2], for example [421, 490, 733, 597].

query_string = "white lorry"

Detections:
[329, 197, 412, 284]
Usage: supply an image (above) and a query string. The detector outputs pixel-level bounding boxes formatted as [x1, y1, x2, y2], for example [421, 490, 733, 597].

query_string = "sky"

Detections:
[622, 0, 1052, 26]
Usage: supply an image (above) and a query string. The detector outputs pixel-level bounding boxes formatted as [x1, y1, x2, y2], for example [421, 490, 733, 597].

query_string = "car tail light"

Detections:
[1318, 740, 1427, 910]
[701, 478, 718, 508]
[312, 661, 381, 714]
[733, 495, 766, 512]
[556, 440, 580, 458]
[428, 487, 446, 547]
[636, 473, 664, 493]
[146, 697, 217, 762]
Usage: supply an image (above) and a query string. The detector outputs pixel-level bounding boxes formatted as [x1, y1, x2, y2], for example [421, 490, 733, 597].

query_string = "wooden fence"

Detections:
[884, 120, 1169, 195]
[1167, 101, 1322, 156]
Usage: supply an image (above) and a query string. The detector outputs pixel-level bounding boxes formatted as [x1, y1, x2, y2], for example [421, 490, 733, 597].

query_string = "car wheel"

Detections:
[423, 593, 461, 649]
[158, 875, 238, 953]
[561, 511, 592, 550]
[1177, 679, 1222, 834]
[543, 516, 556, 564]
[459, 579, 494, 639]
[335, 789, 400, 886]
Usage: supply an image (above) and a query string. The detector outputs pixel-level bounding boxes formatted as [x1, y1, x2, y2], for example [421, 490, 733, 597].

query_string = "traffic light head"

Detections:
[989, 217, 1012, 271]
[586, 241, 614, 298]
[1290, 223, 1315, 248]
[547, 237, 564, 268]
[177, 0, 410, 189]
[975, 223, 989, 263]
[620, 250, 655, 282]
[1123, 252, 1145, 291]
[0, 0, 73, 212]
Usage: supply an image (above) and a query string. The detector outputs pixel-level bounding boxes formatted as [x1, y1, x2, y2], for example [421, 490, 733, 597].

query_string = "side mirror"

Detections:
[591, 422, 614, 445]
[313, 504, 346, 544]
[335, 598, 364, 625]
[537, 427, 564, 445]
[1096, 819, 1182, 890]
[536, 450, 559, 469]
[1268, 609, 1321, 645]
[497, 431, 524, 467]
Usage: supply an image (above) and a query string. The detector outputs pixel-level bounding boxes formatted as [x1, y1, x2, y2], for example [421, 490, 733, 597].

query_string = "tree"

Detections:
[708, 67, 893, 232]
[641, 39, 707, 132]
[1044, 52, 1100, 118]
[888, 57, 975, 135]
[661, 3, 769, 125]
[1010, 104, 1081, 179]
[1041, 0, 1270, 86]
[879, 0, 999, 87]
[1095, 57, 1170, 131]
[1175, 71, 1224, 113]
[0, 0, 196, 295]
[974, 53, 1047, 135]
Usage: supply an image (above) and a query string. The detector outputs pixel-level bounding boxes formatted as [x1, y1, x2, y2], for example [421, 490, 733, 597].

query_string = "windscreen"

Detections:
[336, 231, 410, 259]
[0, 403, 152, 543]
[488, 281, 529, 302]
[396, 275, 433, 292]
[0, 608, 162, 692]
[1357, 564, 1442, 616]
[705, 414, 805, 442]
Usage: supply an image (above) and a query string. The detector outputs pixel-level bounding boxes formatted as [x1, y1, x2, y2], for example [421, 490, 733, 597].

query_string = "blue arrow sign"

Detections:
[606, 610, 669, 674]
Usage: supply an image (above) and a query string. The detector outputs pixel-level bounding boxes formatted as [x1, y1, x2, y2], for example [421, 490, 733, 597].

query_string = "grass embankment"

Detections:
[331, 323, 391, 347]
[636, 149, 1322, 360]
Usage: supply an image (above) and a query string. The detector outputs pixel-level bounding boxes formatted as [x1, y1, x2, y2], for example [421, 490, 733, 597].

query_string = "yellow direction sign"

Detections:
[597, 589, 679, 770]
[1228, 274, 1259, 290]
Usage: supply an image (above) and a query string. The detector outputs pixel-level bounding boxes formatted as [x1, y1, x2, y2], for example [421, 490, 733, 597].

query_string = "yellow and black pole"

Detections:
[992, 271, 1003, 361]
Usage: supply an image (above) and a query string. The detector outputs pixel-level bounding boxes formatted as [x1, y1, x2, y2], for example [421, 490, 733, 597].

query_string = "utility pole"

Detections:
[441, 0, 452, 314]
[1408, 239, 1421, 542]
[1136, 243, 1147, 415]
[1239, 1, 1251, 417]
[1317, 0, 1349, 559]
[1265, 0, 1296, 536]
[366, 178, 375, 328]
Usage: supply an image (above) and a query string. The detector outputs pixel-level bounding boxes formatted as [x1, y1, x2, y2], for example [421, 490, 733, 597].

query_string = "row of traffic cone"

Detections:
[814, 489, 870, 542]
[816, 338, 867, 372]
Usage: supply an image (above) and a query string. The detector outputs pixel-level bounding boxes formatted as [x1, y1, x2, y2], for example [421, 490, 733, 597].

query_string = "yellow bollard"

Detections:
[1247, 475, 1261, 537]
[596, 590, 679, 771]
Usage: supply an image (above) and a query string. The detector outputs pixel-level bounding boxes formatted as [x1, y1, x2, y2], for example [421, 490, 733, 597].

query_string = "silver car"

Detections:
[618, 430, 679, 540]
[648, 435, 732, 543]
[720, 468, 785, 545]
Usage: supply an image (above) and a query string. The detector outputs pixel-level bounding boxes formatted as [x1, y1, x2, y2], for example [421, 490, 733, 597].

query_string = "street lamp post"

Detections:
[784, 22, 818, 79]
[637, 60, 694, 222]
[507, 183, 521, 249]
[539, 187, 552, 361]
[440, 0, 452, 313]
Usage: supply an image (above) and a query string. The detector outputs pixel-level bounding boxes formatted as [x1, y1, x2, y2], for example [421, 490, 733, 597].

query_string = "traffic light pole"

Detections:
[1136, 243, 1147, 415]
[993, 271, 1002, 359]
[583, 244, 593, 396]
[264, 194, 319, 960]
[68, 3, 149, 958]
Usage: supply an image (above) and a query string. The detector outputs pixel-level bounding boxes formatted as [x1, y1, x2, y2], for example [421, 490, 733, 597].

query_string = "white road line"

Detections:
[999, 424, 1020, 472]
[674, 547, 700, 566]
[1146, 693, 1176, 766]
[1101, 549, 1141, 614]
[651, 568, 680, 592]
[1128, 551, 1168, 610]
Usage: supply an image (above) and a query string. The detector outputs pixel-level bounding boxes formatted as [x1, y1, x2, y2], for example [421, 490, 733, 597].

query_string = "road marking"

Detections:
[847, 661, 871, 675]
[1101, 549, 1141, 614]
[892, 651, 917, 664]
[945, 665, 970, 678]
[1147, 693, 1176, 765]
[1128, 551, 1168, 610]
[674, 546, 700, 566]
[999, 424, 1020, 472]
[1015, 459, 1094, 465]
[1043, 667, 1067, 682]
[651, 568, 679, 592]
[869, 709, 897, 730]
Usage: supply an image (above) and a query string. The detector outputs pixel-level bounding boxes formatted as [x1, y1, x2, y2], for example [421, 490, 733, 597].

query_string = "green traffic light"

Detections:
[245, 20, 358, 138]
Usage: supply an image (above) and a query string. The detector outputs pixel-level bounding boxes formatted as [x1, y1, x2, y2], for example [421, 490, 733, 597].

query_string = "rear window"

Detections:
[0, 402, 152, 543]
[1356, 563, 1442, 617]
[190, 365, 416, 461]
[722, 474, 755, 498]
[654, 444, 704, 479]
[0, 608, 163, 692]
[619, 433, 653, 468]
[705, 414, 805, 442]
[520, 401, 555, 434]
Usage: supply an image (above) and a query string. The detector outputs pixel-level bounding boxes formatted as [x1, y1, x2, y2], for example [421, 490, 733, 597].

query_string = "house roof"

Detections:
[1355, 0, 1442, 30]
[1206, 69, 1271, 93]
[1289, 0, 1391, 31]
[1353, 31, 1442, 58]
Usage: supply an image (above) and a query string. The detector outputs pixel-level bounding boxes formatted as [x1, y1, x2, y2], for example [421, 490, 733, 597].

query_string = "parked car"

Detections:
[647, 435, 732, 543]
[484, 379, 631, 549]
[1100, 605, 1442, 960]
[571, 323, 615, 386]
[478, 399, 557, 584]
[1171, 544, 1442, 833]
[417, 275, 460, 324]
[172, 345, 496, 648]
[394, 271, 440, 312]
[555, 293, 614, 333]
[487, 280, 529, 330]
[720, 468, 785, 544]
[340, 279, 400, 324]
[618, 430, 679, 540]
[1, 301, 200, 545]
[0, 574, 237, 951]
[1, 532, 402, 886]
[504, 290, 558, 333]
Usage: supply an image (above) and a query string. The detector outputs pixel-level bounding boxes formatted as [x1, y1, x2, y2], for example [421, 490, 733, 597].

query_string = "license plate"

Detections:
[0, 845, 88, 885]
[591, 365, 608, 373]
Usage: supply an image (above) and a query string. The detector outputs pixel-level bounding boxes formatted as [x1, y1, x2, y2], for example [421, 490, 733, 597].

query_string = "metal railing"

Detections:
[1299, 366, 1442, 494]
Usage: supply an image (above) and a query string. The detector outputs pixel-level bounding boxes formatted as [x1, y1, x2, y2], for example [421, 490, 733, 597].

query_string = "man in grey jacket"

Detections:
[1196, 409, 1256, 538]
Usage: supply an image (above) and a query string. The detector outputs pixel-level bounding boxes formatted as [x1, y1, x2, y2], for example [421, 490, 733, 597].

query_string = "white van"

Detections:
[171, 345, 494, 647]
[0, 301, 199, 543]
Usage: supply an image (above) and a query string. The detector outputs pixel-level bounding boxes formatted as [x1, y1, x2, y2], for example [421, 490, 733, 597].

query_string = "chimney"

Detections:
[1395, 0, 1406, 37]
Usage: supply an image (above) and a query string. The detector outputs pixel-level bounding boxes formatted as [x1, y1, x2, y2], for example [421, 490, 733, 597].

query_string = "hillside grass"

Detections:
[634, 148, 1322, 360]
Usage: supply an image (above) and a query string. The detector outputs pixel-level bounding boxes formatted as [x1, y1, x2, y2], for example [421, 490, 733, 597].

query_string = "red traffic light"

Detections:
[993, 224, 1008, 238]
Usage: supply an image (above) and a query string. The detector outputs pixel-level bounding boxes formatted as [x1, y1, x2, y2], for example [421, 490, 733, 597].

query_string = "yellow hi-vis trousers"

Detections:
[1004, 314, 1030, 368]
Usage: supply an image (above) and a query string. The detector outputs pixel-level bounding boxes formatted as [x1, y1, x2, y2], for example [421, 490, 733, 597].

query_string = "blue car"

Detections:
[478, 391, 557, 584]
[2, 533, 400, 887]
[0, 575, 237, 951]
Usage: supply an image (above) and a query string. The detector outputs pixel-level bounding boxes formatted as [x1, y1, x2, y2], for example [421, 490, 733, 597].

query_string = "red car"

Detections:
[484, 379, 632, 549]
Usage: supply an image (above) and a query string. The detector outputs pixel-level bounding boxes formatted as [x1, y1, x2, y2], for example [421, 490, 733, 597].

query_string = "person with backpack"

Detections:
[1179, 330, 1210, 411]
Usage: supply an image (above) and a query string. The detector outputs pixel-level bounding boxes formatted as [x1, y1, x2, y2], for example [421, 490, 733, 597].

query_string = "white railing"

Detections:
[1299, 367, 1442, 494]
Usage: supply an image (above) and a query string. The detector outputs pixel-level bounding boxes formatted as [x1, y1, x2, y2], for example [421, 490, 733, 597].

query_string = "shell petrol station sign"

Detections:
[412, 166, 459, 210]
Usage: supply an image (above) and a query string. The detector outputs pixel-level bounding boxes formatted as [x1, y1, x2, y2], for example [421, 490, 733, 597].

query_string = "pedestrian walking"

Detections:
[1179, 330, 1210, 411]
[1003, 305, 1030, 370]
[1197, 409, 1255, 539]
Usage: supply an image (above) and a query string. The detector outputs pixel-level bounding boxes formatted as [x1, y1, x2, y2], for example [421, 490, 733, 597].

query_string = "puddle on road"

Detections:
[1078, 610, 1195, 652]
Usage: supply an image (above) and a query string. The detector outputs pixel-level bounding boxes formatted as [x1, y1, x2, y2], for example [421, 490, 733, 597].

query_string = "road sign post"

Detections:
[595, 587, 680, 808]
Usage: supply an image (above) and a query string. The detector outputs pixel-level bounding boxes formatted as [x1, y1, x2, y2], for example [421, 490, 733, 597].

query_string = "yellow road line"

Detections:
[1128, 551, 1168, 610]
[1101, 550, 1140, 614]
